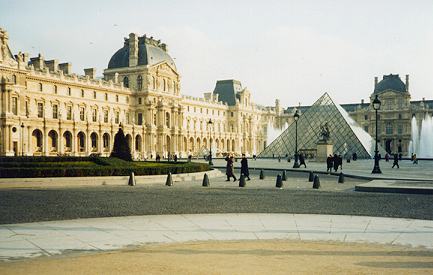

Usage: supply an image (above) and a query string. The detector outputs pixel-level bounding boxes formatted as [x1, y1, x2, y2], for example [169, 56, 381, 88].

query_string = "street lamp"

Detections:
[293, 110, 300, 168]
[20, 123, 24, 156]
[207, 119, 213, 165]
[371, 94, 382, 174]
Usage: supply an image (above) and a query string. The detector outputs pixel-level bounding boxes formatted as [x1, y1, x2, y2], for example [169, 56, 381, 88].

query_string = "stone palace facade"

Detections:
[0, 28, 274, 158]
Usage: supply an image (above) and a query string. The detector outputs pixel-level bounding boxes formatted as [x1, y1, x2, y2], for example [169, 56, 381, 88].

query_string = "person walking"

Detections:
[225, 154, 237, 181]
[413, 153, 418, 164]
[392, 153, 399, 168]
[333, 154, 339, 172]
[338, 154, 343, 170]
[299, 153, 307, 168]
[240, 153, 251, 180]
[326, 154, 333, 173]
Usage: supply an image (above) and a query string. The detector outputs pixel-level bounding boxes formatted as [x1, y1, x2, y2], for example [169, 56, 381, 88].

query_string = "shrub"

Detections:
[110, 128, 132, 161]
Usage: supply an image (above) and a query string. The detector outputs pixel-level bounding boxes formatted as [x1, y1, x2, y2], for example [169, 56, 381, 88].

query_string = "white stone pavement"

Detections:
[1, 213, 433, 261]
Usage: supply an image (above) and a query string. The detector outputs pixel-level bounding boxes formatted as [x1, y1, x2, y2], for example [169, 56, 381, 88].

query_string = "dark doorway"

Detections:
[385, 139, 393, 154]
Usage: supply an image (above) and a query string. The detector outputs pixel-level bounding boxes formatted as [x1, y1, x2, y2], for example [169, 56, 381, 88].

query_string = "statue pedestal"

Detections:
[316, 141, 333, 162]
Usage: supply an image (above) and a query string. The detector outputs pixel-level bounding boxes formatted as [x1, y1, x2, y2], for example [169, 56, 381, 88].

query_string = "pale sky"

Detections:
[1, 0, 432, 107]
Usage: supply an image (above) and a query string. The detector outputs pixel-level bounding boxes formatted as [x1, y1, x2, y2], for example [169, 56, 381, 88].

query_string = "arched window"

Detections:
[123, 76, 129, 88]
[12, 75, 17, 84]
[137, 75, 143, 91]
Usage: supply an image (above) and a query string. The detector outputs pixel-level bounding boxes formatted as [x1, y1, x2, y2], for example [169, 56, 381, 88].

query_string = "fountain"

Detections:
[409, 114, 433, 158]
[266, 121, 289, 146]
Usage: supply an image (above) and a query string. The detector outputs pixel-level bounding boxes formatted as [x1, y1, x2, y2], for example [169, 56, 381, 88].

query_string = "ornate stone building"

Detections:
[0, 28, 270, 158]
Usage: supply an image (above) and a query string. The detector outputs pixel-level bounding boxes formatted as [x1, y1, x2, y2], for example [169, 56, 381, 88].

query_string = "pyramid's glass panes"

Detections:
[259, 93, 385, 159]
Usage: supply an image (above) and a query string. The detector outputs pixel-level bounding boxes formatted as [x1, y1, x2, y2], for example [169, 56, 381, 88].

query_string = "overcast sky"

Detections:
[1, 0, 432, 107]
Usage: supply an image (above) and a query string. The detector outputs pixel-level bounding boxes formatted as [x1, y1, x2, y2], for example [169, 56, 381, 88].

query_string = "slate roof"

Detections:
[213, 80, 243, 106]
[374, 74, 407, 94]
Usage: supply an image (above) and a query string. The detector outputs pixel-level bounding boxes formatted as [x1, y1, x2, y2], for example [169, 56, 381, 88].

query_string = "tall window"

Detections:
[165, 112, 170, 128]
[12, 74, 17, 84]
[93, 91, 96, 99]
[123, 76, 129, 88]
[137, 75, 143, 91]
[39, 83, 43, 92]
[138, 98, 142, 104]
[115, 111, 119, 124]
[386, 122, 393, 135]
[52, 104, 58, 119]
[80, 107, 85, 121]
[37, 102, 44, 118]
[116, 95, 119, 102]
[68, 87, 71, 96]
[163, 79, 166, 91]
[397, 124, 403, 134]
[153, 113, 157, 125]
[54, 85, 58, 94]
[92, 109, 97, 122]
[81, 89, 84, 97]
[12, 97, 18, 115]
[126, 113, 130, 124]
[104, 110, 109, 123]
[105, 93, 108, 101]
[137, 113, 143, 125]
[67, 106, 72, 120]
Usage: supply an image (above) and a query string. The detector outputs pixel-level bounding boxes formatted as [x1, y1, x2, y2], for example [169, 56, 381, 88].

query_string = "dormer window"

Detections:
[123, 76, 129, 88]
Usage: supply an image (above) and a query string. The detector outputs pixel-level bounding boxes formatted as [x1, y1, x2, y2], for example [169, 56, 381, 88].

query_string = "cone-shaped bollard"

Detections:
[202, 173, 210, 187]
[239, 174, 246, 187]
[276, 174, 283, 188]
[308, 171, 314, 182]
[165, 172, 173, 186]
[128, 172, 136, 186]
[313, 175, 320, 189]
[338, 172, 345, 184]
[282, 170, 287, 181]
[259, 169, 265, 180]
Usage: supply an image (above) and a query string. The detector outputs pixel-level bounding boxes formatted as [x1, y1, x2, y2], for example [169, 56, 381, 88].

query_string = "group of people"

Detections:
[326, 154, 343, 173]
[225, 154, 250, 182]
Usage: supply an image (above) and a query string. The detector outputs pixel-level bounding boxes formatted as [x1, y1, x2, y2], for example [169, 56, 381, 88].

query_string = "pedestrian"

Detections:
[299, 153, 307, 168]
[326, 154, 333, 173]
[240, 153, 251, 180]
[338, 154, 343, 170]
[392, 153, 399, 168]
[188, 154, 192, 162]
[333, 154, 339, 172]
[156, 154, 161, 162]
[174, 154, 178, 163]
[278, 155, 281, 162]
[385, 153, 389, 162]
[225, 154, 237, 182]
[413, 153, 418, 164]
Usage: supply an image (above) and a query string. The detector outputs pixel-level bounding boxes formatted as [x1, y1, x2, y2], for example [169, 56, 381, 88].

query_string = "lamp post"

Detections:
[20, 123, 24, 156]
[371, 95, 382, 174]
[293, 110, 300, 168]
[207, 119, 213, 165]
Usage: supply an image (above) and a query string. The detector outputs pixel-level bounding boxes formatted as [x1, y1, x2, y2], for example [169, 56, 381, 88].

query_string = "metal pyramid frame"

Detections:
[259, 93, 382, 159]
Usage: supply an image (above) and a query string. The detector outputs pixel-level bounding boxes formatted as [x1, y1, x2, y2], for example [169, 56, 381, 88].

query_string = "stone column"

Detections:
[98, 126, 103, 154]
[72, 126, 77, 156]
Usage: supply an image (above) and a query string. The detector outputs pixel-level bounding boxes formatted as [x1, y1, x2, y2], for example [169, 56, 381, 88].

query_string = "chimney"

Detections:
[44, 59, 59, 72]
[84, 68, 96, 79]
[59, 62, 72, 74]
[128, 33, 138, 67]
[374, 76, 378, 88]
[405, 74, 409, 92]
[30, 54, 44, 70]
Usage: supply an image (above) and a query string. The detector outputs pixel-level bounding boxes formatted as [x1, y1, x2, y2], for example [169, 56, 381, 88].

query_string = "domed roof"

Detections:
[107, 35, 176, 69]
[374, 74, 406, 94]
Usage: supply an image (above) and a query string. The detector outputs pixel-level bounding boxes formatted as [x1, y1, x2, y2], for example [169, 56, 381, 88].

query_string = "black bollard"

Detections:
[202, 173, 210, 187]
[313, 175, 320, 189]
[308, 171, 314, 182]
[259, 169, 265, 180]
[287, 158, 291, 163]
[276, 174, 283, 188]
[128, 172, 136, 186]
[282, 170, 287, 181]
[165, 172, 173, 186]
[239, 174, 246, 187]
[338, 172, 345, 184]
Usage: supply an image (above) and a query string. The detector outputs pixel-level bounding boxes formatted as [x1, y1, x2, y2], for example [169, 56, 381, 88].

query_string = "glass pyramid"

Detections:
[259, 93, 383, 159]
